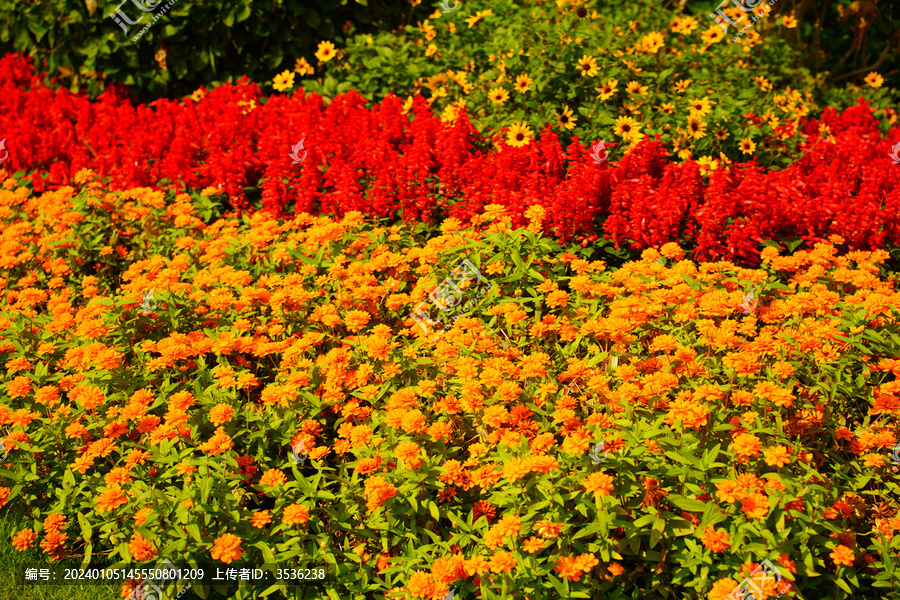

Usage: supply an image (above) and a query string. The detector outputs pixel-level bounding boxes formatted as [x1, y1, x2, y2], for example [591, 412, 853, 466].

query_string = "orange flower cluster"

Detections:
[364, 476, 397, 512]
[554, 553, 599, 582]
[210, 533, 243, 564]
[0, 183, 898, 596]
[582, 472, 615, 498]
[483, 515, 521, 548]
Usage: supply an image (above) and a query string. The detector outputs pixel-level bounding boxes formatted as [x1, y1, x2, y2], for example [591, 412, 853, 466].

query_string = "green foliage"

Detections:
[0, 0, 416, 99]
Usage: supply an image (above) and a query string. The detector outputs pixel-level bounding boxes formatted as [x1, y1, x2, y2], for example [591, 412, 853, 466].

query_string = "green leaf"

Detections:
[254, 541, 277, 563]
[573, 521, 602, 540]
[428, 501, 440, 521]
[668, 495, 708, 513]
[679, 273, 702, 291]
[185, 523, 202, 543]
[200, 473, 213, 504]
[78, 512, 92, 543]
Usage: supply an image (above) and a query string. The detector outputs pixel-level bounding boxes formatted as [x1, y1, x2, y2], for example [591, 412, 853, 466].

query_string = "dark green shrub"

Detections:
[0, 0, 420, 99]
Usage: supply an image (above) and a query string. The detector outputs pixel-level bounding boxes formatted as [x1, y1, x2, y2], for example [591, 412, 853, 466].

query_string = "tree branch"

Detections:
[832, 33, 900, 82]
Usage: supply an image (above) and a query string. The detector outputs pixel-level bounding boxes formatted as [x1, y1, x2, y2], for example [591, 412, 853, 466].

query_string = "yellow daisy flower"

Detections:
[626, 81, 648, 95]
[754, 76, 772, 91]
[614, 116, 642, 142]
[272, 70, 295, 92]
[293, 58, 314, 76]
[641, 31, 665, 54]
[864, 72, 884, 89]
[688, 96, 714, 117]
[506, 122, 534, 148]
[701, 26, 725, 45]
[514, 74, 533, 93]
[577, 55, 599, 77]
[464, 9, 493, 28]
[315, 41, 337, 62]
[738, 138, 756, 155]
[556, 105, 577, 130]
[595, 79, 618, 101]
[671, 15, 699, 34]
[686, 116, 707, 139]
[488, 88, 509, 105]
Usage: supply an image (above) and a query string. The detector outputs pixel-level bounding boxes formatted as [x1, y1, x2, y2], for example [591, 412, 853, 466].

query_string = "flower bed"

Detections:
[1, 54, 900, 263]
[0, 177, 898, 599]
[296, 0, 899, 164]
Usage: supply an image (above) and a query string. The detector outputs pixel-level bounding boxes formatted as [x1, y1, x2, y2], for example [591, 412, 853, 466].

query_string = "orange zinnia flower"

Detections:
[250, 510, 272, 529]
[535, 520, 564, 538]
[364, 476, 397, 512]
[400, 410, 427, 434]
[699, 526, 731, 552]
[406, 571, 435, 598]
[354, 456, 384, 475]
[104, 468, 133, 488]
[427, 421, 453, 441]
[34, 385, 60, 406]
[199, 427, 233, 455]
[715, 480, 745, 503]
[87, 438, 117, 459]
[259, 468, 287, 488]
[12, 528, 38, 551]
[754, 381, 795, 408]
[553, 556, 583, 581]
[573, 553, 599, 572]
[740, 491, 770, 519]
[522, 536, 546, 553]
[96, 489, 128, 514]
[763, 445, 792, 467]
[209, 404, 235, 425]
[128, 532, 157, 561]
[502, 458, 531, 483]
[71, 384, 106, 410]
[732, 433, 763, 461]
[863, 453, 886, 467]
[283, 503, 310, 526]
[583, 472, 615, 497]
[210, 533, 243, 564]
[6, 375, 33, 398]
[42, 514, 66, 534]
[344, 310, 371, 332]
[395, 442, 422, 469]
[830, 544, 854, 567]
[260, 383, 293, 406]
[376, 554, 391, 571]
[488, 550, 516, 574]
[709, 578, 740, 600]
[71, 454, 94, 474]
[39, 530, 67, 559]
